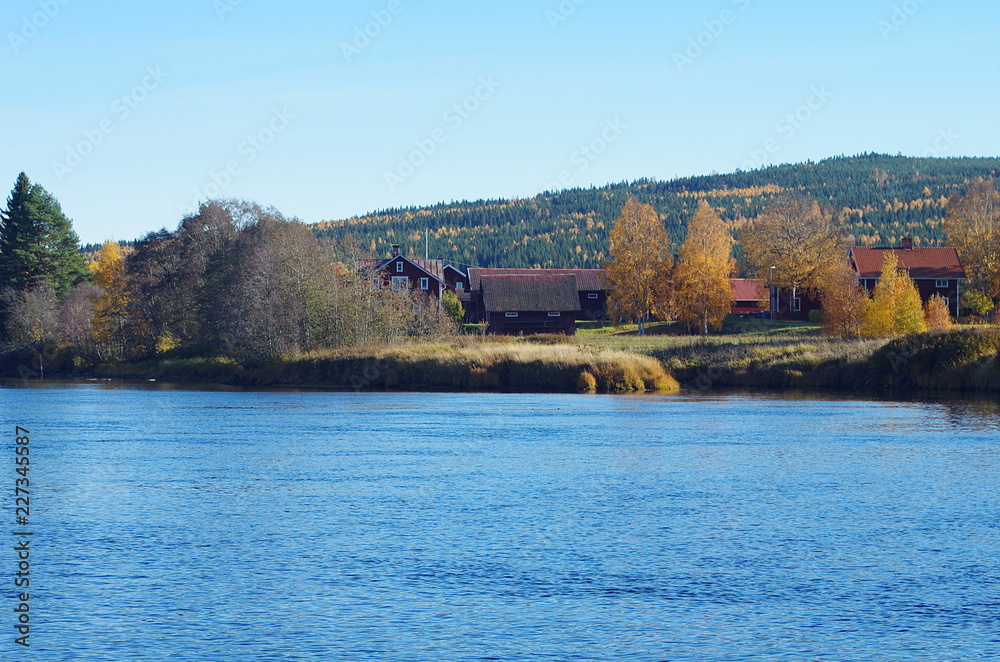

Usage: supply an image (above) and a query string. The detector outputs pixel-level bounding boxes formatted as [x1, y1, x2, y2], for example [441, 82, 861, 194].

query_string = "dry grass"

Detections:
[578, 321, 893, 390]
[254, 338, 680, 393]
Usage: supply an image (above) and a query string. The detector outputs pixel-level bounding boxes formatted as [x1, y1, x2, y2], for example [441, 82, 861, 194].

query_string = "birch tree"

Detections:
[944, 179, 1000, 299]
[860, 252, 926, 337]
[604, 199, 672, 335]
[673, 201, 734, 334]
[741, 192, 845, 307]
[820, 257, 865, 338]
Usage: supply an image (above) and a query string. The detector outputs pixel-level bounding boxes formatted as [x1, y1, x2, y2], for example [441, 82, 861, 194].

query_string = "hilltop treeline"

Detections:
[314, 154, 1000, 269]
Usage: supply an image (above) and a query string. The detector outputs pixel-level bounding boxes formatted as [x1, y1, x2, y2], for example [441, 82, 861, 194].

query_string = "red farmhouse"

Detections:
[851, 238, 966, 318]
[358, 244, 446, 305]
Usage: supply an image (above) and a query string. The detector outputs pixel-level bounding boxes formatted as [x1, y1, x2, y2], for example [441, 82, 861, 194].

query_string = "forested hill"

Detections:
[312, 154, 1000, 270]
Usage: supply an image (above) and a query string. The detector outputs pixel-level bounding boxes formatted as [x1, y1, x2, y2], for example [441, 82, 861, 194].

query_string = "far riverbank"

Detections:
[3, 325, 999, 395]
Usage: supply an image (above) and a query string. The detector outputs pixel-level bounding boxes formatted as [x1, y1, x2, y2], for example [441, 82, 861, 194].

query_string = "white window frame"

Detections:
[391, 276, 409, 291]
[419, 277, 430, 290]
[935, 279, 949, 288]
[548, 312, 561, 318]
[456, 281, 464, 290]
[396, 261, 404, 273]
[505, 312, 519, 318]
[588, 293, 599, 300]
[791, 296, 802, 313]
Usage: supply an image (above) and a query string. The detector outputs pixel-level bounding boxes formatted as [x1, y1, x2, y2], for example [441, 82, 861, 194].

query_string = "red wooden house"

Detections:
[851, 238, 966, 317]
[357, 244, 446, 305]
[443, 265, 468, 293]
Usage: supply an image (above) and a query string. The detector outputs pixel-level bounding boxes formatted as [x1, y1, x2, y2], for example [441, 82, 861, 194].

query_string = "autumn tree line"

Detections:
[3, 169, 1000, 371]
[0, 175, 457, 369]
[604, 180, 1000, 337]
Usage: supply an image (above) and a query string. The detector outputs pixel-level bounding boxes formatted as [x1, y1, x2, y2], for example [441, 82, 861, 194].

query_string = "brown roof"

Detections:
[480, 274, 581, 313]
[469, 268, 606, 291]
[851, 247, 966, 280]
[357, 256, 445, 283]
[731, 279, 768, 302]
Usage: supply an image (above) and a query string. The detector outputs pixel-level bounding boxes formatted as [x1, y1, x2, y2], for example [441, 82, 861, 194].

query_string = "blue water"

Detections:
[1, 383, 999, 661]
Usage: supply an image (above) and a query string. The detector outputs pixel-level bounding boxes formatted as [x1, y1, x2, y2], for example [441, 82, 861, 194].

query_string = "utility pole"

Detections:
[770, 266, 776, 322]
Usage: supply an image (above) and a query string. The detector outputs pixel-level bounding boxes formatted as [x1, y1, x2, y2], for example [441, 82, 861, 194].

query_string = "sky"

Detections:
[2, 0, 998, 244]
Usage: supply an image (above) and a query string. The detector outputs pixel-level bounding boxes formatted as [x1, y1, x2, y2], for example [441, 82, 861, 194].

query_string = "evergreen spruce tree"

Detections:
[0, 173, 87, 295]
[0, 172, 33, 287]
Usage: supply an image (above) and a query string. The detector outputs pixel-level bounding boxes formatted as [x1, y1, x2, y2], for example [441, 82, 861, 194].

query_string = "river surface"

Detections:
[1, 382, 998, 661]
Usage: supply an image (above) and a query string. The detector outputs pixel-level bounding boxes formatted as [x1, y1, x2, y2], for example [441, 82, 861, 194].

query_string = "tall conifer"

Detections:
[0, 173, 87, 295]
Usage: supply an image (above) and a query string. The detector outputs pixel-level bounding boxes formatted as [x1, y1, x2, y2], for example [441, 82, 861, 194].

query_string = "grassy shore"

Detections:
[5, 319, 998, 394]
[0, 337, 677, 394]
[578, 319, 1000, 393]
[576, 320, 885, 390]
[243, 338, 680, 393]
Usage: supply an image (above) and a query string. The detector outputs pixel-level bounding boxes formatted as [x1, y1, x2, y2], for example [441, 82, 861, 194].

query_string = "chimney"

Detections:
[901, 237, 913, 250]
[391, 244, 400, 257]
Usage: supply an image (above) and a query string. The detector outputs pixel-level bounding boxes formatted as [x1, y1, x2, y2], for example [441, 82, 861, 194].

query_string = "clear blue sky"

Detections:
[2, 0, 997, 244]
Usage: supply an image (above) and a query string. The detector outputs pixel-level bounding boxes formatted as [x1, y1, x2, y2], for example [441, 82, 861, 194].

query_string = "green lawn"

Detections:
[576, 317, 823, 352]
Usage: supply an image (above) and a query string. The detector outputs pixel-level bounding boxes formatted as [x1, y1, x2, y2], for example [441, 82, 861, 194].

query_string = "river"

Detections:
[1, 382, 998, 660]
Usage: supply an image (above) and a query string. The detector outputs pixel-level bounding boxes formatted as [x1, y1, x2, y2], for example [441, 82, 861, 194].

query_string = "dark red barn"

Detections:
[480, 274, 581, 335]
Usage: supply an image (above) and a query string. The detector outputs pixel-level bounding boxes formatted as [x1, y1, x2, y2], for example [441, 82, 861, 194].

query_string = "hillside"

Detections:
[312, 154, 1000, 271]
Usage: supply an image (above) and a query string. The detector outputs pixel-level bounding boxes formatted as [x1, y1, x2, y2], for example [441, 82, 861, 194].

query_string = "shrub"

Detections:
[924, 294, 953, 331]
[868, 329, 1000, 390]
[962, 290, 995, 318]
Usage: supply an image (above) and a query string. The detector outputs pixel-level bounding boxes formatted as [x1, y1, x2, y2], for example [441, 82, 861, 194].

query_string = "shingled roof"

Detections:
[480, 274, 581, 313]
[469, 268, 606, 292]
[851, 247, 966, 280]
